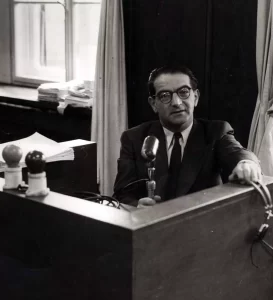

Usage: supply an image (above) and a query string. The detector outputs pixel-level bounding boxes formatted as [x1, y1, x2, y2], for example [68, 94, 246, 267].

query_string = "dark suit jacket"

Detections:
[113, 119, 259, 205]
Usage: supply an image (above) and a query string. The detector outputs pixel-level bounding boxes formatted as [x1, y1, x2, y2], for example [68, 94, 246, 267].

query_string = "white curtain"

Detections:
[91, 0, 127, 195]
[248, 0, 273, 175]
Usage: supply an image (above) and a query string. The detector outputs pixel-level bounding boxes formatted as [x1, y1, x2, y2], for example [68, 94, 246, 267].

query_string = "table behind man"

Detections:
[114, 66, 261, 207]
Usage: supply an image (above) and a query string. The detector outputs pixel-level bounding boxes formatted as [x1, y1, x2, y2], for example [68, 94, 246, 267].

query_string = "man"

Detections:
[114, 66, 261, 207]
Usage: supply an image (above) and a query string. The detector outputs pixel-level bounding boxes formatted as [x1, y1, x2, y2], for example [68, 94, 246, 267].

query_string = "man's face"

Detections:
[148, 73, 199, 131]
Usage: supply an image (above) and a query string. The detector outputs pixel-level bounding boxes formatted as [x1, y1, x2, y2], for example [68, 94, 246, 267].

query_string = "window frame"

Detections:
[1, 0, 100, 87]
[11, 0, 72, 87]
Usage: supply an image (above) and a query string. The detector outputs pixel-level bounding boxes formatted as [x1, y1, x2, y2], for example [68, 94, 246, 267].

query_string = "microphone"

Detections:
[141, 136, 159, 199]
[113, 136, 159, 200]
[141, 136, 159, 161]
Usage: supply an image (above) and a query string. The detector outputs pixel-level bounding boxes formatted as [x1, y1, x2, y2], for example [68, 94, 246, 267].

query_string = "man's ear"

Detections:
[148, 96, 157, 113]
[194, 89, 200, 107]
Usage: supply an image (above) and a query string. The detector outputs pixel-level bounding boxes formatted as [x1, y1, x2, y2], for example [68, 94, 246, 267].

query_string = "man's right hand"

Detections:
[137, 195, 161, 208]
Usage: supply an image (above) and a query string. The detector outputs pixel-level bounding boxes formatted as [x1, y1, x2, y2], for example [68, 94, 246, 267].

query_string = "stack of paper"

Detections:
[64, 95, 93, 107]
[37, 80, 88, 103]
[0, 132, 74, 172]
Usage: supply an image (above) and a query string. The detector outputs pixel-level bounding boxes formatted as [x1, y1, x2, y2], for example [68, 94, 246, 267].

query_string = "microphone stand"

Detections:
[146, 161, 156, 199]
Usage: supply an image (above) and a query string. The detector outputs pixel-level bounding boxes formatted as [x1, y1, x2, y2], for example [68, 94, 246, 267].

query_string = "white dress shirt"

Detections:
[162, 123, 193, 166]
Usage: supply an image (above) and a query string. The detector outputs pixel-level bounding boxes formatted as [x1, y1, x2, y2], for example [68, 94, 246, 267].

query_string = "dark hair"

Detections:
[148, 66, 198, 97]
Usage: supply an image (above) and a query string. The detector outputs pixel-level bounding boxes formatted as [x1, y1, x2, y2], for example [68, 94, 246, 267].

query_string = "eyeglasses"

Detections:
[153, 86, 192, 104]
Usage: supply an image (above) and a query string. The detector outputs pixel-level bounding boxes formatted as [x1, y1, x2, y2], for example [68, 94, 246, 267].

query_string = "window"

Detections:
[12, 0, 101, 85]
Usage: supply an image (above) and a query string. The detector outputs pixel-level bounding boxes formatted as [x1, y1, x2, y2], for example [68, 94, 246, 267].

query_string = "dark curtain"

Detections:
[123, 0, 258, 147]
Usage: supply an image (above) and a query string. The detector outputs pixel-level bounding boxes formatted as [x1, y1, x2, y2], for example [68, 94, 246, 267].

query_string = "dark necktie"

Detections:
[165, 132, 182, 200]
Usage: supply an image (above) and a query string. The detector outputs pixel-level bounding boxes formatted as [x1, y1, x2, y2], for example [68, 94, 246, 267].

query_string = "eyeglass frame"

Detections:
[152, 85, 194, 104]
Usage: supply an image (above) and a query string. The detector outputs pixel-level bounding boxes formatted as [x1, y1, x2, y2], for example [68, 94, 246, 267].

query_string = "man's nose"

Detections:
[171, 92, 182, 106]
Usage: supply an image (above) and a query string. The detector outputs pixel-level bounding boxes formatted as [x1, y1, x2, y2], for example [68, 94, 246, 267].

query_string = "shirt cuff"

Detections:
[237, 159, 261, 169]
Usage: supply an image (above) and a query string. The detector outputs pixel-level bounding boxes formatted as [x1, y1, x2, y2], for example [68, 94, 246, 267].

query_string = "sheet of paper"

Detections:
[0, 132, 73, 163]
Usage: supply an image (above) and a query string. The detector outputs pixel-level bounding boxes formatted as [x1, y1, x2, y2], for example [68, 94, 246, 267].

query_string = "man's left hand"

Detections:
[228, 160, 262, 183]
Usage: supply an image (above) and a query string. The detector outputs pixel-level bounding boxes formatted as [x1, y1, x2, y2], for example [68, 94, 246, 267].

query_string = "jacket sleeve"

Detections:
[215, 121, 260, 176]
[113, 131, 144, 206]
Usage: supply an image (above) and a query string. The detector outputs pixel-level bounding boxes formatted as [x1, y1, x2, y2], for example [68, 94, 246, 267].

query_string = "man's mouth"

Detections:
[171, 110, 185, 115]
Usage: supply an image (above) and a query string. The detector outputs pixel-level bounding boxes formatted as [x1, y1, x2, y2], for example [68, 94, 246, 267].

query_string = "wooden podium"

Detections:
[0, 176, 273, 300]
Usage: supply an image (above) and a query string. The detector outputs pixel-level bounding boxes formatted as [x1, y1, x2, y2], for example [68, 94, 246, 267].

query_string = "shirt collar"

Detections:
[162, 122, 193, 150]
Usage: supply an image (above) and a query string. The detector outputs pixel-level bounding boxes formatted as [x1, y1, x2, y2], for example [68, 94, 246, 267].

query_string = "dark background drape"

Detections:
[123, 0, 258, 147]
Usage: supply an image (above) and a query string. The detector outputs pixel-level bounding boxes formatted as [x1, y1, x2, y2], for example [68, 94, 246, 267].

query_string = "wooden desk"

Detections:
[0, 177, 273, 299]
[0, 87, 91, 143]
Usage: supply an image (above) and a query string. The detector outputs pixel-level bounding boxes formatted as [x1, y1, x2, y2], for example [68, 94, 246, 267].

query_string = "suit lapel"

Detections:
[176, 119, 210, 196]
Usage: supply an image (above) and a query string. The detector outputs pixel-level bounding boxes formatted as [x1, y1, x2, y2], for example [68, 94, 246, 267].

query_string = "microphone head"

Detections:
[141, 136, 159, 161]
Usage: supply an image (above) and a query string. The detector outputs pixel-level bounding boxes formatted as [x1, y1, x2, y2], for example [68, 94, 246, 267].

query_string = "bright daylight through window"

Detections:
[13, 0, 101, 85]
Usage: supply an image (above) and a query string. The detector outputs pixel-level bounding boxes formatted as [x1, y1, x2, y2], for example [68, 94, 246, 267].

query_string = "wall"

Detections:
[123, 0, 258, 147]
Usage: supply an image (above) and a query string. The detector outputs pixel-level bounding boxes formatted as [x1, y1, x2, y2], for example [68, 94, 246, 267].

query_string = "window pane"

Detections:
[14, 3, 65, 82]
[73, 3, 101, 80]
